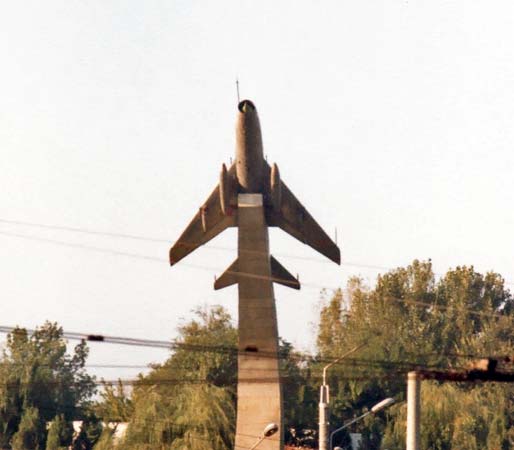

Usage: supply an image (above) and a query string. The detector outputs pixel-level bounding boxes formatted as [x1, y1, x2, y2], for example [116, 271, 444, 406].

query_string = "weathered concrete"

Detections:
[235, 193, 282, 450]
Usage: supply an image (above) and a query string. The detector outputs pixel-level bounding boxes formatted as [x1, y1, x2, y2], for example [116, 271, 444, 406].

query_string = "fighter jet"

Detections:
[169, 99, 340, 450]
[169, 99, 340, 288]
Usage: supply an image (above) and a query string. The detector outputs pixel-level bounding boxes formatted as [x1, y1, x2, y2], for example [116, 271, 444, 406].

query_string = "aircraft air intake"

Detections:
[238, 99, 255, 113]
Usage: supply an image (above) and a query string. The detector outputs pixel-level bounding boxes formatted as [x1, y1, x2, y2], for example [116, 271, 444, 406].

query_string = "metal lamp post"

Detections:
[329, 398, 395, 450]
[248, 422, 279, 450]
[319, 344, 365, 450]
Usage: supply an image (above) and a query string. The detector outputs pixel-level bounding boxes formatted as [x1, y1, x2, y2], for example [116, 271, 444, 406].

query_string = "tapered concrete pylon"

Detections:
[235, 193, 282, 450]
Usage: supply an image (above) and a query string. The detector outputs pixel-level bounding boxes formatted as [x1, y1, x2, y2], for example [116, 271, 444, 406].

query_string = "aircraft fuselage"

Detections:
[235, 100, 265, 193]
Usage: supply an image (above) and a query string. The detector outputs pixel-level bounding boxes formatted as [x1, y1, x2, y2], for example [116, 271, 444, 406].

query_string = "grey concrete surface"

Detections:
[235, 193, 282, 450]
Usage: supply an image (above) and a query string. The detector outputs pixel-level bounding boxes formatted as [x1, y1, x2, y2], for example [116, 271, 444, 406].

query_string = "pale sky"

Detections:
[2, 1, 514, 379]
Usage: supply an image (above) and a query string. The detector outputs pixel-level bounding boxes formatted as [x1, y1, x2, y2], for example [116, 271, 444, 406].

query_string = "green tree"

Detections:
[11, 406, 44, 450]
[92, 427, 116, 450]
[46, 414, 73, 450]
[279, 339, 318, 447]
[97, 306, 318, 449]
[95, 381, 133, 424]
[0, 322, 96, 448]
[114, 306, 237, 450]
[74, 411, 103, 450]
[382, 382, 513, 450]
[316, 260, 514, 450]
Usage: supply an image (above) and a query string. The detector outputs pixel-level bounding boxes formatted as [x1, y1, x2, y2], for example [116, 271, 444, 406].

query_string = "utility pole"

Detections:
[319, 383, 329, 450]
[406, 371, 421, 450]
[405, 361, 514, 450]
[319, 345, 364, 450]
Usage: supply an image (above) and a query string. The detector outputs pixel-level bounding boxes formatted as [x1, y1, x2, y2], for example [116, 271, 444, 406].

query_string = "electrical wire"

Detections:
[0, 359, 479, 373]
[0, 324, 436, 367]
[0, 218, 171, 244]
[2, 217, 512, 286]
[1, 229, 513, 318]
[2, 366, 513, 390]
[0, 372, 434, 389]
[0, 324, 509, 374]
[0, 224, 512, 375]
[0, 230, 330, 291]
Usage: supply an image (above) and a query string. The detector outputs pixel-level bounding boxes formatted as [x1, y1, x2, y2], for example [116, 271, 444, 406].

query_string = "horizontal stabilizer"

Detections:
[270, 255, 300, 290]
[214, 259, 238, 290]
[214, 256, 300, 290]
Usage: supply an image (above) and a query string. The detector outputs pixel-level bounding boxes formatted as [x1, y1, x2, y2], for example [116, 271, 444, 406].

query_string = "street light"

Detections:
[319, 344, 366, 450]
[329, 398, 395, 450]
[248, 422, 279, 450]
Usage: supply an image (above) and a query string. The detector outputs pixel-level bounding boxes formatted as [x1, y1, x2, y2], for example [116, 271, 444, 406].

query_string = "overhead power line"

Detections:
[0, 227, 512, 340]
[2, 226, 511, 321]
[0, 230, 166, 263]
[0, 323, 431, 369]
[3, 368, 513, 390]
[4, 217, 510, 285]
[0, 228, 511, 320]
[0, 372, 440, 388]
[0, 218, 331, 262]
[1, 359, 494, 373]
[0, 230, 331, 291]
[0, 218, 171, 243]
[2, 229, 514, 308]
[0, 325, 510, 373]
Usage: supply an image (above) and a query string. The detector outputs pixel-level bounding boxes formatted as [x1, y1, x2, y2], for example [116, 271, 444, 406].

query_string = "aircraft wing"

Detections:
[267, 174, 341, 265]
[169, 165, 237, 266]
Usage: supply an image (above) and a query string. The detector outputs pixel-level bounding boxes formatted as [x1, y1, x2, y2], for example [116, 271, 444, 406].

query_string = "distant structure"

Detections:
[169, 100, 340, 450]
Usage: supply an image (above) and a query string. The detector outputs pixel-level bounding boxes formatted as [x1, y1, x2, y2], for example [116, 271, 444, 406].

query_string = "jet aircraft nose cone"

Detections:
[238, 99, 255, 113]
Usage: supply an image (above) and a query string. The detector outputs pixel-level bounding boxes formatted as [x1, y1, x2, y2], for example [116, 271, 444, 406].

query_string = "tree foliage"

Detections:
[95, 305, 318, 449]
[0, 322, 96, 449]
[46, 414, 74, 450]
[316, 260, 514, 449]
[99, 306, 237, 450]
[11, 406, 44, 450]
[382, 382, 514, 450]
[93, 261, 514, 449]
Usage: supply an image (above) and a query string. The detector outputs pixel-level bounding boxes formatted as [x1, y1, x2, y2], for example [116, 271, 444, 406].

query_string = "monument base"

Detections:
[234, 194, 283, 450]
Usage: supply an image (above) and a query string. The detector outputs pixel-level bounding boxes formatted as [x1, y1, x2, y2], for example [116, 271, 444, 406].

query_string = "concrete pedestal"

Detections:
[234, 194, 283, 450]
